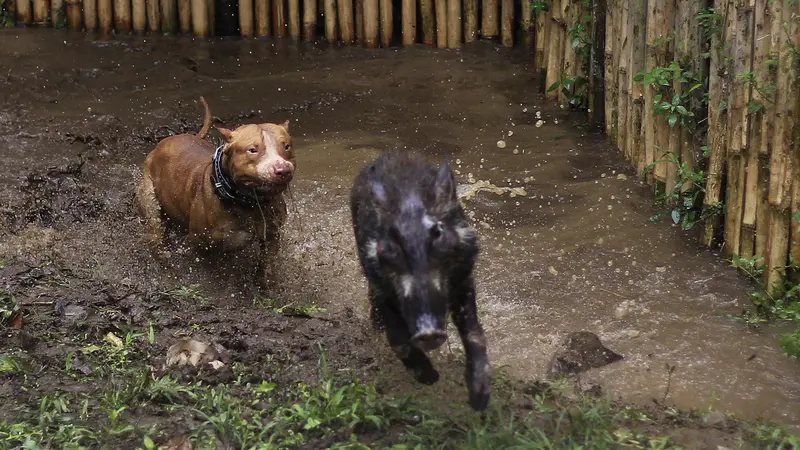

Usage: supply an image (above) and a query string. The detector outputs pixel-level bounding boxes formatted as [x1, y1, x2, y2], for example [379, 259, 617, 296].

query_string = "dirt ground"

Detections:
[1, 28, 799, 449]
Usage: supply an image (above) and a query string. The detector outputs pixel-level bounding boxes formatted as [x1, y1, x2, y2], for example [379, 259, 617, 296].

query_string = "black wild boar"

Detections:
[349, 151, 491, 411]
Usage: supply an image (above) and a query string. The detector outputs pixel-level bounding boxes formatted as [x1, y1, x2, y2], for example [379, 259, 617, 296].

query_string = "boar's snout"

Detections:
[410, 314, 447, 352]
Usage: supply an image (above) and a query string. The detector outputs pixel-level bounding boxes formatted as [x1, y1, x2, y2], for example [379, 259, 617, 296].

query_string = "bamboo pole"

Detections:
[544, 0, 563, 99]
[288, 0, 299, 38]
[464, 0, 476, 42]
[702, 0, 734, 247]
[115, 0, 132, 32]
[83, 0, 97, 29]
[500, 0, 512, 47]
[420, 0, 434, 45]
[356, 0, 364, 41]
[723, 0, 755, 258]
[161, 0, 178, 32]
[146, 0, 159, 31]
[255, 0, 270, 36]
[561, 0, 579, 106]
[33, 0, 48, 23]
[642, 0, 660, 182]
[586, 0, 605, 130]
[434, 0, 446, 48]
[617, 0, 630, 158]
[6, 0, 16, 23]
[401, 0, 415, 45]
[628, 0, 646, 173]
[790, 0, 800, 280]
[274, 0, 287, 37]
[132, 0, 146, 31]
[98, 0, 113, 35]
[604, 0, 616, 138]
[379, 0, 391, 47]
[520, 0, 531, 47]
[335, 0, 352, 43]
[741, 0, 770, 260]
[679, 0, 703, 195]
[765, 0, 797, 290]
[446, 0, 461, 48]
[179, 0, 191, 33]
[364, 0, 378, 47]
[325, 0, 336, 41]
[52, 0, 64, 26]
[534, 9, 547, 72]
[304, 0, 317, 40]
[191, 0, 208, 36]
[338, 0, 354, 42]
[664, 0, 686, 195]
[66, 0, 83, 28]
[239, 0, 254, 36]
[652, 0, 674, 183]
[16, 0, 32, 25]
[207, 0, 214, 35]
[481, 0, 496, 38]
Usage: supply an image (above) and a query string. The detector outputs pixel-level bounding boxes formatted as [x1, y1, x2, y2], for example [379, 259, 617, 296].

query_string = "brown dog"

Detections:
[135, 96, 295, 286]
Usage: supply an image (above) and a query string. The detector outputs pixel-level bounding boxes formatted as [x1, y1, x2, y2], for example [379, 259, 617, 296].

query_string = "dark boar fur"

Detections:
[349, 151, 491, 411]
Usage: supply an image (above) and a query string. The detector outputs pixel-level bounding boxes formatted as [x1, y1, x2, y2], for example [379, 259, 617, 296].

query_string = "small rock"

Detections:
[535, 120, 545, 128]
[614, 302, 631, 319]
[655, 266, 667, 273]
[703, 411, 727, 427]
[547, 331, 624, 376]
[548, 266, 559, 276]
[497, 140, 507, 149]
[616, 173, 628, 180]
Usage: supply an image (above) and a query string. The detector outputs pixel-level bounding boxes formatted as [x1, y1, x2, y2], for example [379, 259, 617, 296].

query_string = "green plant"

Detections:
[697, 8, 723, 42]
[643, 149, 720, 230]
[728, 253, 800, 359]
[531, 0, 549, 17]
[634, 61, 707, 132]
[546, 1, 593, 110]
[548, 72, 590, 109]
[0, 0, 14, 27]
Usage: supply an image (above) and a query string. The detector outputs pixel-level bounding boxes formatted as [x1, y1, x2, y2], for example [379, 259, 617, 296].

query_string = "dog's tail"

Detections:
[197, 96, 212, 139]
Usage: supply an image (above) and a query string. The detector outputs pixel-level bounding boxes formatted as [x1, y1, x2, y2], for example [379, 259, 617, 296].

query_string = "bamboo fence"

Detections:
[3, 0, 799, 292]
[4, 0, 531, 45]
[535, 0, 799, 293]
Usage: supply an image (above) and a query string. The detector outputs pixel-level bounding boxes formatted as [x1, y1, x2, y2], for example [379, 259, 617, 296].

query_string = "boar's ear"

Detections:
[215, 126, 233, 140]
[434, 160, 457, 206]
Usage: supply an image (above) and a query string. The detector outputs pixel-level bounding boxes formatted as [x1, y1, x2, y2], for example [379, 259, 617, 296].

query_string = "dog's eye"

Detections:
[285, 144, 292, 152]
[248, 147, 258, 154]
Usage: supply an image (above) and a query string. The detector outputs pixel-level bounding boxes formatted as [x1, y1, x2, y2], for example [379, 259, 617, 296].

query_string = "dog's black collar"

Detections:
[211, 145, 258, 208]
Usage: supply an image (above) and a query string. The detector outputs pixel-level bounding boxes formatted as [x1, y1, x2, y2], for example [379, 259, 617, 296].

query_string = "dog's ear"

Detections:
[215, 126, 233, 140]
[280, 120, 290, 132]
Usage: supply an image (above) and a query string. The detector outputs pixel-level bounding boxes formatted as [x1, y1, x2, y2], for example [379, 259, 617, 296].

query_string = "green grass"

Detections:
[2, 327, 799, 450]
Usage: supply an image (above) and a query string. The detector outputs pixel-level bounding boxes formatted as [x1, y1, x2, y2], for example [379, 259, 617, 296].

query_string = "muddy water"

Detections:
[1, 29, 799, 430]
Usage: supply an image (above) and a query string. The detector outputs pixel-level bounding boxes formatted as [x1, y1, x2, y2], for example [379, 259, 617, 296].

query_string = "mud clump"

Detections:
[547, 331, 624, 376]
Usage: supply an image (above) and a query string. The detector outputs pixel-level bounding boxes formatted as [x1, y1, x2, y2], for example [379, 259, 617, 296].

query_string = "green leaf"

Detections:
[668, 114, 679, 128]
[143, 436, 155, 450]
[675, 105, 689, 115]
[547, 81, 561, 93]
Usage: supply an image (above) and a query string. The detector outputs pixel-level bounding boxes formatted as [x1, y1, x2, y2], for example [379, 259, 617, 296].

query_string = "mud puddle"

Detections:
[1, 28, 799, 432]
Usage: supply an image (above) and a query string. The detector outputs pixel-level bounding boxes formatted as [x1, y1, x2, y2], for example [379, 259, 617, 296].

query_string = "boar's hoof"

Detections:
[467, 364, 492, 411]
[412, 366, 440, 385]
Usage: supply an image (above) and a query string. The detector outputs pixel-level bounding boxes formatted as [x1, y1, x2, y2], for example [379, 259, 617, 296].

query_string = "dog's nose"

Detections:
[273, 164, 293, 179]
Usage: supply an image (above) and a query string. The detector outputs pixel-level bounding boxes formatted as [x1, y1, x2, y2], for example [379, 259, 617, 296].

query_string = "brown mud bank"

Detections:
[1, 27, 799, 441]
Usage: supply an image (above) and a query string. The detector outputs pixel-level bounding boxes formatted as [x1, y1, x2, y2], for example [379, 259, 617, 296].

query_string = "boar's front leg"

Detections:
[451, 278, 491, 411]
[369, 284, 440, 385]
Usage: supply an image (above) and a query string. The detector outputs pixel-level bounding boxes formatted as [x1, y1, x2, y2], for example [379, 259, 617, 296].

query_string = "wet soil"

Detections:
[1, 27, 799, 438]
